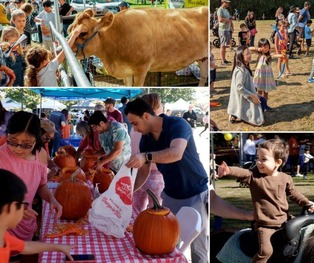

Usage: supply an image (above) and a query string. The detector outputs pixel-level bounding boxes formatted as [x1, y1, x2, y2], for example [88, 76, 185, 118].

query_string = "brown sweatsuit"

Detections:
[228, 166, 310, 262]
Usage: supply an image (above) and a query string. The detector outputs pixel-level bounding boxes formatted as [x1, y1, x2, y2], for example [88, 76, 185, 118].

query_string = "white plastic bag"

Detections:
[89, 164, 137, 238]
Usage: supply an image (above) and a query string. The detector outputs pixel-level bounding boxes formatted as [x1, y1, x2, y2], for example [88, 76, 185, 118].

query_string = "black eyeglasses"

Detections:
[42, 134, 53, 141]
[16, 201, 29, 210]
[7, 140, 35, 149]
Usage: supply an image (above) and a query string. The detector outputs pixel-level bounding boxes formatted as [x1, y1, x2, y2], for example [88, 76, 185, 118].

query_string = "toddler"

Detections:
[218, 138, 314, 263]
[304, 19, 313, 56]
[238, 23, 250, 46]
[25, 26, 81, 86]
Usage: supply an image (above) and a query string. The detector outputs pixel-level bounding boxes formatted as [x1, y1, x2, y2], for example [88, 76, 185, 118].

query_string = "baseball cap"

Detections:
[0, 4, 10, 24]
[41, 119, 57, 133]
[119, 1, 130, 8]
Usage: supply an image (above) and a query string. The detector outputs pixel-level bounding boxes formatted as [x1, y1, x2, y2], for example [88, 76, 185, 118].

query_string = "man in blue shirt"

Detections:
[125, 98, 208, 263]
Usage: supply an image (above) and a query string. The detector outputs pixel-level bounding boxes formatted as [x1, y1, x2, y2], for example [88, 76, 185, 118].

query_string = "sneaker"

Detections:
[221, 62, 228, 66]
[224, 60, 232, 64]
[304, 176, 308, 179]
[296, 173, 303, 177]
[308, 77, 314, 83]
[265, 106, 273, 111]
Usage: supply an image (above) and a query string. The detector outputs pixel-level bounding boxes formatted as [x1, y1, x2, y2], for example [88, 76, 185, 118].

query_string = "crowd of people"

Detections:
[0, 0, 130, 87]
[211, 0, 314, 127]
[0, 93, 209, 262]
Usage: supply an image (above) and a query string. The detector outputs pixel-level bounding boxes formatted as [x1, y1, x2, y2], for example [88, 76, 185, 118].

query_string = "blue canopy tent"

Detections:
[31, 88, 144, 100]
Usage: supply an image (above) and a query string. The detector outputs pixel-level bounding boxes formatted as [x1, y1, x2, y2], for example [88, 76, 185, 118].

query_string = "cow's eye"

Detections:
[79, 32, 88, 38]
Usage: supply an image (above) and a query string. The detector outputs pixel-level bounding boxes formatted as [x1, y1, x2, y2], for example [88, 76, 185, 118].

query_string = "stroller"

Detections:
[212, 23, 236, 49]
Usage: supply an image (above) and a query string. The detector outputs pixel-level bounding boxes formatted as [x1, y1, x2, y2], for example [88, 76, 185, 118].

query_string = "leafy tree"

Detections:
[142, 88, 195, 103]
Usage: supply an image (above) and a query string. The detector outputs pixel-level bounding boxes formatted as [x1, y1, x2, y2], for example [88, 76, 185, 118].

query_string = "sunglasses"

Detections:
[7, 140, 35, 149]
[15, 201, 29, 210]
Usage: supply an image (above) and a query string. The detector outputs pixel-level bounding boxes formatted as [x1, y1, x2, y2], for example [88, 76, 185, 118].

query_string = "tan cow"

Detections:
[69, 7, 208, 86]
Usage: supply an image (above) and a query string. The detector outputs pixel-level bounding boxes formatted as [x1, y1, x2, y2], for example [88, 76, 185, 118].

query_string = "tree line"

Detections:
[210, 0, 311, 20]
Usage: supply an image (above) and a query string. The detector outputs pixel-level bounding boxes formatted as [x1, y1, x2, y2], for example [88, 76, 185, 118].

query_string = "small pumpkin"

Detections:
[54, 172, 92, 220]
[59, 145, 77, 158]
[58, 167, 86, 183]
[92, 168, 114, 193]
[53, 149, 77, 169]
[133, 189, 180, 255]
[80, 149, 99, 172]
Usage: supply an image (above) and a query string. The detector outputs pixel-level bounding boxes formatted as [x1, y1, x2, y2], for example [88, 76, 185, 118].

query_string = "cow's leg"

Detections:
[133, 72, 147, 87]
[123, 76, 134, 86]
[198, 58, 208, 87]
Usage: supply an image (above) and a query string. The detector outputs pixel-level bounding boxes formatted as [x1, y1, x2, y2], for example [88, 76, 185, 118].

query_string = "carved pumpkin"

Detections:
[53, 149, 77, 169]
[92, 168, 114, 193]
[54, 172, 92, 220]
[59, 145, 77, 158]
[133, 189, 180, 255]
[80, 150, 99, 172]
[58, 167, 86, 183]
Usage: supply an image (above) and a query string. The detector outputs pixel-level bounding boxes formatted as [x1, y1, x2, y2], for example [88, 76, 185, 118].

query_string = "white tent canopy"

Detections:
[1, 97, 21, 110]
[37, 98, 66, 110]
[165, 98, 190, 111]
[70, 100, 96, 109]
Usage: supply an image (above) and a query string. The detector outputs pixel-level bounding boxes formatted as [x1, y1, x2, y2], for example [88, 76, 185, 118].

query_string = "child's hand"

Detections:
[217, 161, 230, 178]
[23, 207, 38, 220]
[307, 202, 314, 213]
[57, 244, 75, 260]
[250, 94, 261, 104]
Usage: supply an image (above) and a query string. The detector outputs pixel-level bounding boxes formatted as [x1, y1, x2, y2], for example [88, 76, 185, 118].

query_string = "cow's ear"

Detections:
[84, 8, 95, 17]
[97, 12, 114, 30]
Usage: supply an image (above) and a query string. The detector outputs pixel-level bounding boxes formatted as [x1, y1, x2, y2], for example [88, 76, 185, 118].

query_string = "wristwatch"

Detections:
[145, 152, 153, 164]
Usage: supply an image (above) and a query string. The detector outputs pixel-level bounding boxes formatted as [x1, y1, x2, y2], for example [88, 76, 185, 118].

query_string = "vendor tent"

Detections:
[31, 88, 144, 100]
[1, 97, 21, 110]
[37, 98, 66, 110]
[71, 100, 96, 109]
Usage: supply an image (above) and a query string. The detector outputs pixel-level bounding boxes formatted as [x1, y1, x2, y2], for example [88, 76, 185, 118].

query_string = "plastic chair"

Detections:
[176, 206, 202, 253]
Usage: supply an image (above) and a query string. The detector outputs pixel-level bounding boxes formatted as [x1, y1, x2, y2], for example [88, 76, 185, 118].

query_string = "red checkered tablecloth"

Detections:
[39, 201, 188, 263]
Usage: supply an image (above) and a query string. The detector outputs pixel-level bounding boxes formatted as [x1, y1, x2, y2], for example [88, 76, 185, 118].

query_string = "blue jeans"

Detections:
[260, 96, 267, 112]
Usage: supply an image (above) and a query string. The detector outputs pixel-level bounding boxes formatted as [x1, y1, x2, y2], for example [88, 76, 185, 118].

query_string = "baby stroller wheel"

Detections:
[213, 38, 220, 48]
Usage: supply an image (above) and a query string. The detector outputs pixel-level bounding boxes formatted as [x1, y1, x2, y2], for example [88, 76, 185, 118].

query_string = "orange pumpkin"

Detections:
[53, 149, 77, 169]
[54, 172, 92, 220]
[59, 145, 77, 158]
[58, 167, 86, 183]
[92, 168, 114, 193]
[133, 189, 180, 255]
[80, 150, 99, 172]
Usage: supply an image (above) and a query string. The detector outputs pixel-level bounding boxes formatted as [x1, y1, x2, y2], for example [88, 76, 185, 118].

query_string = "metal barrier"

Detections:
[49, 22, 92, 87]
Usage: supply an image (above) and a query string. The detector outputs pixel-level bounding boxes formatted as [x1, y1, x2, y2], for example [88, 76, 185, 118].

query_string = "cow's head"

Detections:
[68, 9, 115, 59]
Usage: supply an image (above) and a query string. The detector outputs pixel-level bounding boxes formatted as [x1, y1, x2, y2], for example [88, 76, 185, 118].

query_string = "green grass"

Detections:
[211, 173, 314, 232]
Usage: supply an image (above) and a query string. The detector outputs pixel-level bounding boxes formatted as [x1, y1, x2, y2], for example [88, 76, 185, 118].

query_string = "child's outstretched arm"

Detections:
[0, 65, 16, 86]
[22, 242, 74, 260]
[57, 26, 83, 65]
[217, 161, 231, 178]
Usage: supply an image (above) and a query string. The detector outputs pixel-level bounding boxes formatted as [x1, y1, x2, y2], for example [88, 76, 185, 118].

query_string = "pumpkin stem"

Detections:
[71, 168, 81, 181]
[146, 188, 164, 210]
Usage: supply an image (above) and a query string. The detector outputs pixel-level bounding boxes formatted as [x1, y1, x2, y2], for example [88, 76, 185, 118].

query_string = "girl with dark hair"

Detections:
[249, 38, 282, 110]
[227, 46, 265, 126]
[0, 111, 62, 244]
[244, 11, 257, 46]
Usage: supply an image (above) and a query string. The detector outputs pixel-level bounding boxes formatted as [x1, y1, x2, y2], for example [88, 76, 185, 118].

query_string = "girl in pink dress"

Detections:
[0, 111, 62, 244]
[130, 93, 165, 212]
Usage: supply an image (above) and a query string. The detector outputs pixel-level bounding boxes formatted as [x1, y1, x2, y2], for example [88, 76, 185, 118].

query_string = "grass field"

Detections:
[210, 173, 314, 232]
[210, 20, 314, 131]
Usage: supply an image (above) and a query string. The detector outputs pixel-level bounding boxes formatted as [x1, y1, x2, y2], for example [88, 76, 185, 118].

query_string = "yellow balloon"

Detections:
[224, 133, 233, 141]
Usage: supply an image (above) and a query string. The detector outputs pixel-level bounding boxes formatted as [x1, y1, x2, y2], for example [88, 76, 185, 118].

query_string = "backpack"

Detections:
[270, 30, 276, 44]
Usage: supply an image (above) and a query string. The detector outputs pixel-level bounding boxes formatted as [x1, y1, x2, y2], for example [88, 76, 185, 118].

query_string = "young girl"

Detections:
[0, 111, 63, 261]
[218, 138, 314, 262]
[24, 26, 81, 87]
[210, 42, 217, 97]
[227, 46, 265, 126]
[275, 20, 292, 77]
[0, 26, 26, 86]
[250, 38, 280, 110]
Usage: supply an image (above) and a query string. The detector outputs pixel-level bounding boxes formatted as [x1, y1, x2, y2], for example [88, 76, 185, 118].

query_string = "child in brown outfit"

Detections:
[218, 138, 314, 263]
